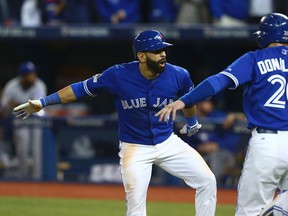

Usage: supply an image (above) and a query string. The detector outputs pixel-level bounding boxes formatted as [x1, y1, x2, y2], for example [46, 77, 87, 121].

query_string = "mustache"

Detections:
[159, 58, 166, 63]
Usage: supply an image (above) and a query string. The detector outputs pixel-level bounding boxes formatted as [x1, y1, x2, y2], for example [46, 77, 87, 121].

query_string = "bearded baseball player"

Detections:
[156, 13, 288, 216]
[13, 30, 216, 216]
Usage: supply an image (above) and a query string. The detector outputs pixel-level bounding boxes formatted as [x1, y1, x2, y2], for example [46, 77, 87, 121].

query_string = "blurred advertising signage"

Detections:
[0, 27, 36, 38]
[134, 27, 181, 40]
[203, 27, 251, 39]
[60, 26, 110, 38]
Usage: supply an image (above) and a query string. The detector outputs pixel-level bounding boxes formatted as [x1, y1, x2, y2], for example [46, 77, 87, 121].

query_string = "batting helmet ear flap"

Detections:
[253, 30, 265, 48]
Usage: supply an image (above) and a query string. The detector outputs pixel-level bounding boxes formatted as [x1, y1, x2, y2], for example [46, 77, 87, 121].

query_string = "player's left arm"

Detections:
[177, 70, 202, 136]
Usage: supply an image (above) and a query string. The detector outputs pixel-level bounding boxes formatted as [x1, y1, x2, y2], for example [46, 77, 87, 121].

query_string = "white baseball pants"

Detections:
[119, 134, 217, 216]
[236, 130, 288, 216]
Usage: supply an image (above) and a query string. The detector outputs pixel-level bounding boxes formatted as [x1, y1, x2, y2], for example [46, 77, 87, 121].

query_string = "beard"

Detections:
[146, 57, 166, 74]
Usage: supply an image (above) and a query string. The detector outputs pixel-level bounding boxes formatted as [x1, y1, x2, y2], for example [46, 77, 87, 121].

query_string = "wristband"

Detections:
[40, 92, 61, 107]
[186, 116, 197, 126]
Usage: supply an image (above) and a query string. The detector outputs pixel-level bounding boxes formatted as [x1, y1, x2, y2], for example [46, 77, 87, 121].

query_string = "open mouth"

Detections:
[159, 59, 166, 67]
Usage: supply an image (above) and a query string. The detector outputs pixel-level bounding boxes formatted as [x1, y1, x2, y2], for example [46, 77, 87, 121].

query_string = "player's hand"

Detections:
[180, 121, 202, 137]
[155, 100, 185, 122]
[13, 99, 43, 120]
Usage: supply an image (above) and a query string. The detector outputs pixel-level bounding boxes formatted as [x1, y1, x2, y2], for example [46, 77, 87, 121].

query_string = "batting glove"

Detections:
[13, 99, 43, 120]
[180, 121, 202, 137]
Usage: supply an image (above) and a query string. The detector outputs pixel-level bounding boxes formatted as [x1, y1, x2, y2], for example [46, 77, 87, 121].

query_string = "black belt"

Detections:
[256, 128, 278, 134]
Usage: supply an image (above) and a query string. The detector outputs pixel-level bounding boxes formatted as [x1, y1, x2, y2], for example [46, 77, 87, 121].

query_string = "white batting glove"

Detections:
[13, 99, 43, 120]
[180, 121, 202, 137]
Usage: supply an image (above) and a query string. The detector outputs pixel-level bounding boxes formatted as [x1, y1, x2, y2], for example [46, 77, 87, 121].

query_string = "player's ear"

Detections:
[137, 52, 146, 63]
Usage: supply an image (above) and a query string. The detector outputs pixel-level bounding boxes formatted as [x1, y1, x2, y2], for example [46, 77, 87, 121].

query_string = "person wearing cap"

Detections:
[13, 30, 216, 216]
[155, 13, 288, 215]
[1, 61, 46, 179]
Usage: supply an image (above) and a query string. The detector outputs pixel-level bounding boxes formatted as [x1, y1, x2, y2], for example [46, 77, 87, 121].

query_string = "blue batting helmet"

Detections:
[132, 30, 173, 57]
[254, 13, 288, 48]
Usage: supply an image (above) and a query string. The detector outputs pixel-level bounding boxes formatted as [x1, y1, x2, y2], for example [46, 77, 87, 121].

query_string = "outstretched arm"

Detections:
[13, 85, 78, 120]
[155, 73, 233, 122]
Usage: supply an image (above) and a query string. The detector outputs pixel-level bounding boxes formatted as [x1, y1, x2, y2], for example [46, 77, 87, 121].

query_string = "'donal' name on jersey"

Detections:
[257, 57, 288, 74]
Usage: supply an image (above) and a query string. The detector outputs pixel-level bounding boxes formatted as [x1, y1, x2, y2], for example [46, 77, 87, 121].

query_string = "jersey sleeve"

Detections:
[220, 52, 254, 89]
[177, 68, 194, 97]
[83, 65, 117, 96]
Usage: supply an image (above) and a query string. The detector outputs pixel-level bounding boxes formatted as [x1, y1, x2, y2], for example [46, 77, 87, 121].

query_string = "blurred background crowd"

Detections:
[0, 0, 288, 27]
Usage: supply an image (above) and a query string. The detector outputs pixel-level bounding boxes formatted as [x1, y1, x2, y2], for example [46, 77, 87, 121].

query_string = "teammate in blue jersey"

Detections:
[156, 13, 288, 216]
[13, 30, 216, 216]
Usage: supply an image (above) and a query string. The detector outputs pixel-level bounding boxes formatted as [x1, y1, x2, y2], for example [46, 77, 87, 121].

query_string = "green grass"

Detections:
[0, 196, 235, 216]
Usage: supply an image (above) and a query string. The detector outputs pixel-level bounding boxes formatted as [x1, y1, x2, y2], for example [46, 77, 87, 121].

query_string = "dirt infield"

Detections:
[0, 182, 237, 205]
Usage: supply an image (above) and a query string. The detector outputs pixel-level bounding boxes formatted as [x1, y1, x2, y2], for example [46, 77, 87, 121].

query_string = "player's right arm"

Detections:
[13, 67, 117, 120]
[13, 85, 78, 120]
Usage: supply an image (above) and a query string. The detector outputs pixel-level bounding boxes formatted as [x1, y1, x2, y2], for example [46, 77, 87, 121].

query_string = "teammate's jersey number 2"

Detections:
[264, 74, 287, 108]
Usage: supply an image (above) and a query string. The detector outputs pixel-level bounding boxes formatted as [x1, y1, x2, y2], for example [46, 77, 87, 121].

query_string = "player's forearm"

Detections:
[179, 80, 215, 107]
[180, 74, 233, 107]
[58, 86, 77, 103]
[183, 105, 196, 118]
[183, 105, 198, 126]
[40, 85, 77, 107]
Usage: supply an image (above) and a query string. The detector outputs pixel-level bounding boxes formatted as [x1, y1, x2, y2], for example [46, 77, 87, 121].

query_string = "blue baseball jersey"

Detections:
[221, 46, 288, 130]
[82, 61, 193, 144]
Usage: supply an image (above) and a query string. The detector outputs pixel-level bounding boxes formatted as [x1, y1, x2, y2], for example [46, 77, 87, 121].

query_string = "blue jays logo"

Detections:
[154, 34, 163, 41]
[282, 49, 288, 55]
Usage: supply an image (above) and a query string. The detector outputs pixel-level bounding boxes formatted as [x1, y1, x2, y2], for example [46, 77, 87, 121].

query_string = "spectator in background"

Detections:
[0, 0, 9, 25]
[0, 0, 22, 26]
[183, 99, 241, 185]
[148, 0, 178, 23]
[64, 0, 92, 23]
[21, 0, 42, 27]
[248, 0, 273, 24]
[209, 0, 249, 27]
[1, 61, 47, 179]
[43, 0, 65, 25]
[93, 0, 142, 24]
[175, 0, 210, 24]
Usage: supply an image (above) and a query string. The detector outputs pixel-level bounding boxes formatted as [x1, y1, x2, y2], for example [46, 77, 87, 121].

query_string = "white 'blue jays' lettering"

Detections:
[152, 98, 174, 108]
[121, 98, 147, 109]
[121, 97, 173, 110]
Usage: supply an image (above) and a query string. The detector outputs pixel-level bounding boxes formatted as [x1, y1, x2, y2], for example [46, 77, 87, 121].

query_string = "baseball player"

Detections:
[1, 61, 46, 178]
[13, 30, 217, 216]
[156, 13, 288, 216]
